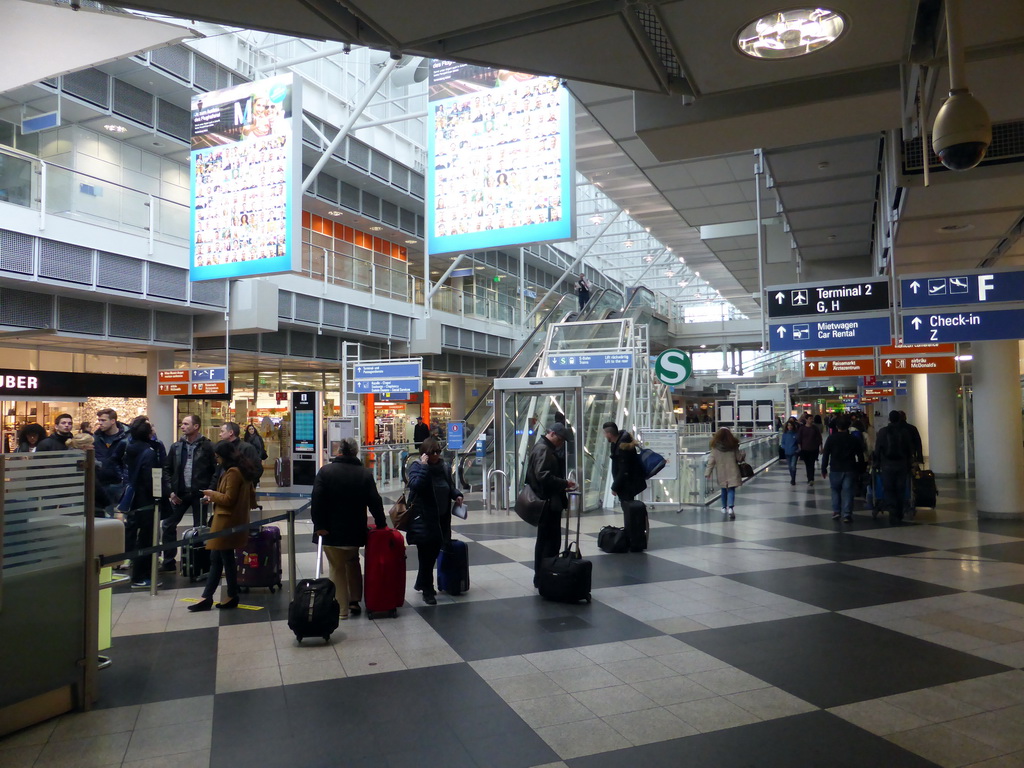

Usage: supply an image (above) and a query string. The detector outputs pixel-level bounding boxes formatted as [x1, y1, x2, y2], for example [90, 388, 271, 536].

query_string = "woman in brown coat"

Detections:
[188, 441, 256, 612]
[705, 427, 746, 520]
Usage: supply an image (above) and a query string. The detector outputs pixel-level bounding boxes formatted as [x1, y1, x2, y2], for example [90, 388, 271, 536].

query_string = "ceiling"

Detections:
[24, 0, 1024, 323]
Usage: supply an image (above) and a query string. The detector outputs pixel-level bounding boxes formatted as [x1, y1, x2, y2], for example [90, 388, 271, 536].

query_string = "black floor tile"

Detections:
[417, 595, 661, 661]
[679, 613, 1010, 708]
[976, 584, 1024, 605]
[756, 534, 930, 562]
[725, 563, 957, 611]
[951, 540, 1024, 564]
[770, 512, 899, 531]
[576, 551, 710, 588]
[567, 710, 941, 768]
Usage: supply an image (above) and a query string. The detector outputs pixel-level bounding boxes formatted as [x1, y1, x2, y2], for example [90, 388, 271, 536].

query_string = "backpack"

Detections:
[883, 425, 910, 461]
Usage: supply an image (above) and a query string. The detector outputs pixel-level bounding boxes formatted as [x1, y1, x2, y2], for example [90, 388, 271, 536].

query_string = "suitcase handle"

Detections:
[315, 535, 325, 580]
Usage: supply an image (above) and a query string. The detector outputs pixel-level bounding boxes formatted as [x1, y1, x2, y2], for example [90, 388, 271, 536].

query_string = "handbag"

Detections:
[739, 461, 754, 479]
[514, 484, 545, 527]
[116, 483, 135, 513]
[388, 493, 410, 532]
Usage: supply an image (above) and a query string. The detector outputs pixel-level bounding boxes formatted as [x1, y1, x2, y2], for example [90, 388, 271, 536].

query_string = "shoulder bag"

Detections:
[388, 493, 411, 532]
[514, 484, 545, 527]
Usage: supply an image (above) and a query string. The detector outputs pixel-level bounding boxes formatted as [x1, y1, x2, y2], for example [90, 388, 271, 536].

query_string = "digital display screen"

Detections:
[427, 61, 574, 256]
[189, 74, 301, 281]
[291, 391, 317, 454]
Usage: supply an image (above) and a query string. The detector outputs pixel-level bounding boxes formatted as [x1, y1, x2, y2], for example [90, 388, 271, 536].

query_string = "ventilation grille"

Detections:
[316, 335, 339, 360]
[633, 6, 682, 77]
[361, 192, 380, 219]
[382, 201, 399, 227]
[278, 291, 293, 319]
[97, 251, 144, 293]
[153, 311, 190, 344]
[392, 316, 411, 340]
[323, 301, 345, 327]
[58, 297, 105, 334]
[370, 310, 389, 335]
[339, 183, 360, 211]
[262, 331, 288, 355]
[150, 45, 191, 81]
[1, 230, 34, 274]
[157, 101, 190, 140]
[231, 333, 259, 352]
[40, 240, 92, 284]
[295, 295, 319, 323]
[193, 56, 232, 92]
[190, 279, 227, 307]
[348, 140, 370, 171]
[903, 120, 1024, 173]
[291, 331, 314, 357]
[0, 287, 53, 328]
[109, 306, 151, 340]
[148, 263, 188, 300]
[113, 79, 154, 127]
[348, 306, 369, 332]
[63, 69, 109, 108]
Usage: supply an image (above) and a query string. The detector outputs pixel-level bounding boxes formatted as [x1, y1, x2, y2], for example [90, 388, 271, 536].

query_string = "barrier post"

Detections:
[286, 510, 296, 602]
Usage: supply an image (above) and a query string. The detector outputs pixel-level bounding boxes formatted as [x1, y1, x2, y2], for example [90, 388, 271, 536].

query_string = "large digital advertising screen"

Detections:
[427, 61, 574, 256]
[189, 74, 301, 281]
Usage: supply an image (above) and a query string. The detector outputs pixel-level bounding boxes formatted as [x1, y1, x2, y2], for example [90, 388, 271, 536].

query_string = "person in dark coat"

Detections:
[797, 415, 823, 485]
[873, 411, 914, 524]
[243, 423, 268, 461]
[189, 441, 258, 612]
[124, 417, 160, 588]
[413, 416, 430, 450]
[36, 413, 74, 452]
[821, 414, 865, 523]
[603, 420, 647, 508]
[406, 436, 462, 605]
[528, 423, 576, 586]
[14, 423, 46, 453]
[160, 414, 216, 572]
[311, 438, 386, 618]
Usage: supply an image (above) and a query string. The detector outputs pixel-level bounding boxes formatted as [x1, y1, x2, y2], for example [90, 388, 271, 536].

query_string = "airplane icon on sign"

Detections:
[791, 290, 809, 306]
[949, 277, 968, 294]
[928, 279, 946, 295]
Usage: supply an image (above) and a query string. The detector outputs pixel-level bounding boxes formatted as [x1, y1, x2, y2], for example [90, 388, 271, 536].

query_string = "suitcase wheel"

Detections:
[585, 596, 592, 604]
[268, 585, 276, 594]
[322, 636, 330, 643]
[389, 609, 398, 618]
[295, 636, 303, 644]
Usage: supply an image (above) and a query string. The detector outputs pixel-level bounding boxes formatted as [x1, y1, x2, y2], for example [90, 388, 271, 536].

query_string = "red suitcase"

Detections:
[364, 527, 406, 618]
[235, 525, 283, 593]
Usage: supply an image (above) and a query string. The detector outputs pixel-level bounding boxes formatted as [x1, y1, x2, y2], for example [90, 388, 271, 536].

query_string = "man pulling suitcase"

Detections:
[603, 421, 648, 551]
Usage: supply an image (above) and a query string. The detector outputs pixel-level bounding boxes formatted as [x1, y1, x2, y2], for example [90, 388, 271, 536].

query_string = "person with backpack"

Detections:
[873, 411, 914, 523]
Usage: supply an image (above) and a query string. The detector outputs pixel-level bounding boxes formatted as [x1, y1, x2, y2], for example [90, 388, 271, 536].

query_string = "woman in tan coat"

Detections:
[705, 427, 745, 520]
[188, 441, 256, 612]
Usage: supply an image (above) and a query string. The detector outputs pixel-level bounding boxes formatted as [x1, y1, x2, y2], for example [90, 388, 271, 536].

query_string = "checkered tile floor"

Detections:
[5, 469, 1024, 767]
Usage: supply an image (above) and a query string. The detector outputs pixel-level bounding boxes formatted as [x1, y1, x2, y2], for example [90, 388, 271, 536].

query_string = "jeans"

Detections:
[721, 486, 736, 509]
[325, 545, 361, 614]
[828, 470, 855, 518]
[202, 548, 238, 600]
[786, 454, 799, 480]
[881, 468, 911, 521]
[161, 493, 204, 563]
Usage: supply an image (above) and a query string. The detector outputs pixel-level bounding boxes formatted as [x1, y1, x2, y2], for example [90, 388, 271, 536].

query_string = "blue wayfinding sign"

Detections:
[902, 307, 1024, 344]
[902, 270, 1024, 309]
[353, 360, 422, 395]
[191, 367, 226, 382]
[447, 421, 466, 450]
[768, 315, 891, 351]
[476, 438, 486, 458]
[547, 353, 634, 371]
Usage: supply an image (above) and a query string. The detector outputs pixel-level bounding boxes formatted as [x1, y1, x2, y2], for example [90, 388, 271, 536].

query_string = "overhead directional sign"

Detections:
[804, 359, 876, 378]
[901, 269, 1024, 309]
[767, 278, 889, 319]
[879, 342, 955, 356]
[902, 307, 1024, 344]
[881, 356, 958, 374]
[546, 352, 634, 371]
[354, 359, 423, 395]
[769, 315, 891, 351]
[804, 347, 874, 358]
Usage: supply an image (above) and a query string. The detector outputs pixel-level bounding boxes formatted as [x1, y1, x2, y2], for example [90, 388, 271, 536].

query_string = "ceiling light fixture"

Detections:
[326, 210, 343, 217]
[736, 8, 846, 60]
[368, 225, 384, 232]
[590, 214, 604, 225]
[404, 239, 418, 244]
[624, 240, 634, 248]
[937, 223, 975, 234]
[103, 124, 128, 133]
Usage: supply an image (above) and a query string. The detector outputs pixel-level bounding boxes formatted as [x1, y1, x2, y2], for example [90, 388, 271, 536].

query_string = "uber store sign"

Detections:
[0, 369, 146, 399]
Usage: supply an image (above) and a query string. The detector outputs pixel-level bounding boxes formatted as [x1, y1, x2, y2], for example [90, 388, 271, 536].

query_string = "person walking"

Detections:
[406, 436, 462, 605]
[705, 427, 745, 520]
[189, 441, 258, 612]
[574, 273, 592, 311]
[311, 437, 386, 619]
[873, 411, 914, 524]
[821, 414, 865, 523]
[797, 415, 823, 485]
[780, 420, 800, 485]
[527, 423, 576, 587]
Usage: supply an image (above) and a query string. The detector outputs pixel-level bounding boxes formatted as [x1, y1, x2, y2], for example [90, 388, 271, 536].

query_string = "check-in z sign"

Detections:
[654, 349, 692, 386]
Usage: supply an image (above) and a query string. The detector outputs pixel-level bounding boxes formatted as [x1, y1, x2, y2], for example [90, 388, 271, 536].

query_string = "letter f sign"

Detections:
[978, 274, 994, 301]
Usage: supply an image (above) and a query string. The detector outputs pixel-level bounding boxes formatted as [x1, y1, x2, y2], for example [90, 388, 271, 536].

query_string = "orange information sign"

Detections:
[804, 347, 875, 359]
[880, 343, 955, 356]
[804, 359, 877, 377]
[880, 356, 958, 374]
[863, 387, 895, 397]
[158, 369, 189, 382]
[158, 382, 189, 395]
[190, 382, 227, 395]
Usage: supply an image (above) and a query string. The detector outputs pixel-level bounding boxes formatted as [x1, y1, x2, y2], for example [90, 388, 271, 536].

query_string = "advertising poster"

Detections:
[189, 74, 301, 281]
[427, 61, 574, 256]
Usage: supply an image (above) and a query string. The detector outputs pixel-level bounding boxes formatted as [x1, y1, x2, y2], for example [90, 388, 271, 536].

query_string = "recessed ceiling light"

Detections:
[474, 266, 484, 270]
[827, 234, 838, 241]
[817, 161, 830, 170]
[103, 124, 128, 133]
[404, 239, 418, 244]
[624, 240, 634, 248]
[590, 214, 604, 225]
[326, 210, 343, 217]
[937, 223, 975, 234]
[736, 8, 846, 60]
[368, 225, 384, 232]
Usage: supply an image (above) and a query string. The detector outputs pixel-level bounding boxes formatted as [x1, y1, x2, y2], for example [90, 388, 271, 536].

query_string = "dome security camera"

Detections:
[931, 89, 992, 171]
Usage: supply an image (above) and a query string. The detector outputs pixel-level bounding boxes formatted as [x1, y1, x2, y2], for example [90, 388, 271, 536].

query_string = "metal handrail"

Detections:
[486, 469, 508, 515]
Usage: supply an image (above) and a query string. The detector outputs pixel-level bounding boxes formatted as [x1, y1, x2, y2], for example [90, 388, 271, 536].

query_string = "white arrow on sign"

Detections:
[885, 359, 892, 367]
[911, 317, 922, 329]
[776, 326, 787, 338]
[775, 292, 785, 303]
[909, 280, 921, 294]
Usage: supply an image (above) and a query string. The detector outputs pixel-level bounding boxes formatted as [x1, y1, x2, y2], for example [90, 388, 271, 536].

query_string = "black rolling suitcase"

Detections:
[288, 536, 340, 644]
[598, 526, 630, 553]
[181, 500, 210, 583]
[914, 469, 938, 508]
[538, 491, 592, 604]
[437, 539, 470, 596]
[623, 500, 649, 551]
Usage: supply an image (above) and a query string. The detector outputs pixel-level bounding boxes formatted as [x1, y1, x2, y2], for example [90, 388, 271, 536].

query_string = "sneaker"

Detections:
[160, 561, 177, 572]
[422, 591, 437, 605]
[832, 513, 841, 520]
[728, 509, 736, 520]
[843, 517, 853, 523]
[790, 480, 796, 486]
[130, 579, 162, 589]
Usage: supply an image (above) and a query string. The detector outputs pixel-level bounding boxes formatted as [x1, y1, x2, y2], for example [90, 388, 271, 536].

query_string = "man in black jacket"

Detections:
[160, 414, 216, 571]
[413, 416, 430, 450]
[603, 421, 647, 508]
[94, 408, 128, 514]
[873, 411, 914, 524]
[37, 413, 74, 451]
[528, 423, 576, 586]
[311, 438, 386, 618]
[821, 414, 864, 523]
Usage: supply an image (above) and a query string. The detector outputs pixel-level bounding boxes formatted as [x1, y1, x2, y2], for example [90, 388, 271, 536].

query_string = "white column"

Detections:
[450, 375, 466, 420]
[146, 351, 176, 447]
[973, 340, 1024, 518]
[909, 374, 929, 462]
[926, 374, 958, 477]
